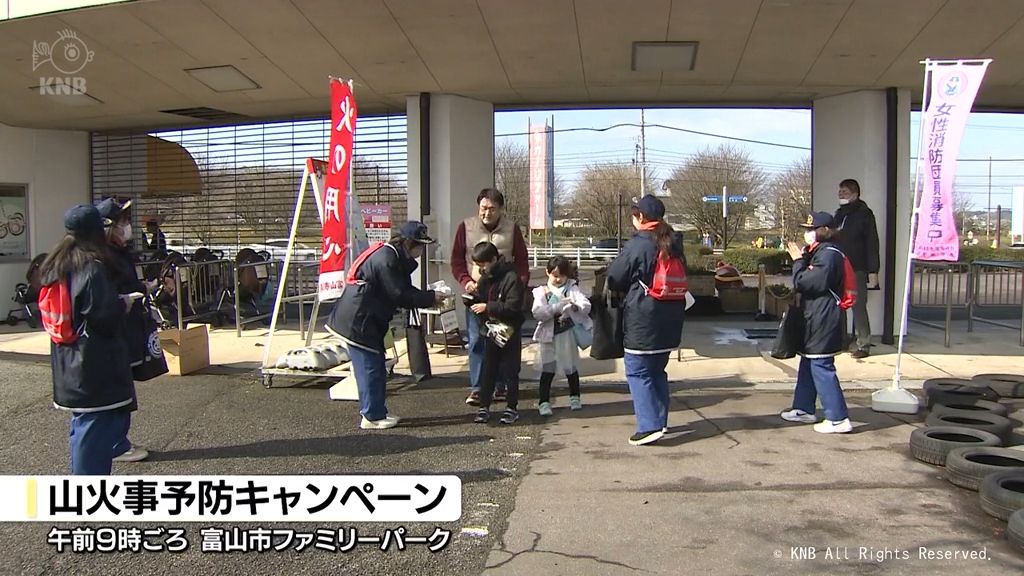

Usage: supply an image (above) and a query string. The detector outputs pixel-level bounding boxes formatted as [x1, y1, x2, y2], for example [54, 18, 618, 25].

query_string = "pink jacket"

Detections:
[531, 282, 592, 344]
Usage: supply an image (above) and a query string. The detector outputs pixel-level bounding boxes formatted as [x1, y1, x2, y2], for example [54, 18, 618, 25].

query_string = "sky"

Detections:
[493, 108, 1024, 214]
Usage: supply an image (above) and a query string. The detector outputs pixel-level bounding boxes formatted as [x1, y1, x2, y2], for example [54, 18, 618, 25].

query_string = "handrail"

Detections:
[967, 260, 1024, 347]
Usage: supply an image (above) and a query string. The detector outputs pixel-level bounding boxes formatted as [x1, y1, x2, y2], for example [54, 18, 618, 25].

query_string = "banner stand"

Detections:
[872, 57, 992, 415]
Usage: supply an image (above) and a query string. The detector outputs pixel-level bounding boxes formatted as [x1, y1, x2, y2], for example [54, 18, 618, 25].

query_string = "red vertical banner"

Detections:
[319, 79, 357, 300]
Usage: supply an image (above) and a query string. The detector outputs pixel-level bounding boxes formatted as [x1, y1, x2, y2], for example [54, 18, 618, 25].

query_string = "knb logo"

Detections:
[32, 29, 93, 96]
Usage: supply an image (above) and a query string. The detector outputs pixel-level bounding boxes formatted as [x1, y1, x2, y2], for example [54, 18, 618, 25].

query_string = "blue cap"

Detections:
[632, 195, 666, 220]
[800, 211, 835, 229]
[64, 204, 104, 236]
[95, 197, 132, 225]
[399, 221, 436, 244]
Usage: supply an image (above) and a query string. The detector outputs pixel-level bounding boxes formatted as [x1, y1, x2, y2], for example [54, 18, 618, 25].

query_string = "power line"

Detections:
[496, 122, 811, 151]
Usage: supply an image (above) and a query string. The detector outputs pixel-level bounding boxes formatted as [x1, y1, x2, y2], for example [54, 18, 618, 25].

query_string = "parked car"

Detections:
[250, 238, 320, 262]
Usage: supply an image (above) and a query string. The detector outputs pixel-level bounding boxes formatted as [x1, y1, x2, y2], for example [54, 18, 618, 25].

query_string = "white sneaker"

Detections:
[113, 447, 149, 462]
[569, 396, 582, 411]
[360, 416, 399, 430]
[813, 418, 853, 434]
[780, 409, 817, 424]
[538, 402, 553, 417]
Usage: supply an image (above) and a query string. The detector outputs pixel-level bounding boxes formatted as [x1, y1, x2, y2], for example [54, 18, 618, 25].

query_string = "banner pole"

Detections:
[891, 59, 933, 389]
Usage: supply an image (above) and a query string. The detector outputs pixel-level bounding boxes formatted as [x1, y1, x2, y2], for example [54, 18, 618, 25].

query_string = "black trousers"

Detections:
[480, 333, 521, 410]
[539, 371, 581, 404]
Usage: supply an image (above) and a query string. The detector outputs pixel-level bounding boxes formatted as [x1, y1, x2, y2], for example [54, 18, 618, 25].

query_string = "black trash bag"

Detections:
[770, 303, 805, 360]
[133, 302, 169, 381]
[406, 310, 432, 382]
[590, 294, 624, 360]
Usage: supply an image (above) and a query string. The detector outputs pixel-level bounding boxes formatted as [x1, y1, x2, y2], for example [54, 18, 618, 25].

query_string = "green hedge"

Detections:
[721, 248, 792, 274]
[957, 245, 1024, 263]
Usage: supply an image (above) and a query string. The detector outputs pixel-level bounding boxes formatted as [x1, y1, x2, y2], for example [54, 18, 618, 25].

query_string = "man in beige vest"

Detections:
[451, 188, 530, 406]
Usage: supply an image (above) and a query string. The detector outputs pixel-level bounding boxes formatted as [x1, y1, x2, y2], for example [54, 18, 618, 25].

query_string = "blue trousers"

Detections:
[624, 352, 671, 434]
[69, 410, 130, 475]
[348, 343, 389, 421]
[793, 356, 849, 422]
[113, 412, 132, 457]
[466, 308, 506, 393]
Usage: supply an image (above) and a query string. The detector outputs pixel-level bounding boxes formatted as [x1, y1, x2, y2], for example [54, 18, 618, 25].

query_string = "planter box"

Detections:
[687, 275, 716, 297]
[765, 291, 795, 318]
[719, 287, 759, 313]
[159, 325, 210, 376]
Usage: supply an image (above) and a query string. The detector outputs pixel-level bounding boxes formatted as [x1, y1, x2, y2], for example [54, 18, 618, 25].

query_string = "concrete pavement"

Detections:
[0, 313, 1022, 575]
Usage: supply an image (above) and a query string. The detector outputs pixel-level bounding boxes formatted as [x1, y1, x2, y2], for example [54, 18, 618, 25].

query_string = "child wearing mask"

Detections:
[531, 257, 591, 416]
[468, 241, 525, 424]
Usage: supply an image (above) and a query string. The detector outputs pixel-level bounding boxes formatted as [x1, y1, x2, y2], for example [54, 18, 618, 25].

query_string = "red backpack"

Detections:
[824, 247, 857, 310]
[39, 282, 78, 344]
[643, 253, 689, 301]
[345, 242, 388, 285]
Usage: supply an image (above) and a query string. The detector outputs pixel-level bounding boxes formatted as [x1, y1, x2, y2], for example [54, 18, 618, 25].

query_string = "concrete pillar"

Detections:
[406, 94, 495, 292]
[812, 89, 911, 344]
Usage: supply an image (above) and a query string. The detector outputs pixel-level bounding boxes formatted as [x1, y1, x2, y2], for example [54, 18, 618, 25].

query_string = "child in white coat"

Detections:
[532, 257, 592, 416]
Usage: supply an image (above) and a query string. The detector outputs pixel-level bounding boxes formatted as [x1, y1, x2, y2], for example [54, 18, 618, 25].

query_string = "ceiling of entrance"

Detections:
[2, 0, 1024, 131]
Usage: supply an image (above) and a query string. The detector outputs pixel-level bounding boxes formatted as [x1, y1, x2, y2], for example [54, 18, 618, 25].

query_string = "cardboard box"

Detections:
[159, 325, 210, 376]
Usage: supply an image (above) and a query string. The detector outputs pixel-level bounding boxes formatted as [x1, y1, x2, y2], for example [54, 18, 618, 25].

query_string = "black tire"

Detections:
[4, 315, 17, 326]
[925, 412, 1013, 443]
[932, 400, 1009, 419]
[979, 469, 1024, 521]
[909, 426, 1002, 466]
[26, 317, 38, 329]
[945, 447, 1024, 491]
[973, 373, 1024, 399]
[923, 378, 999, 407]
[1009, 509, 1024, 554]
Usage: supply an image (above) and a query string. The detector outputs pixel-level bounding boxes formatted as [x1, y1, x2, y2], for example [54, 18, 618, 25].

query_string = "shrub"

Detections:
[721, 248, 792, 274]
[957, 245, 1024, 264]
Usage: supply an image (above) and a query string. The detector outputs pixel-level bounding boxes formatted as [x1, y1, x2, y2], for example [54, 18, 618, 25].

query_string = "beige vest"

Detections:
[464, 216, 516, 281]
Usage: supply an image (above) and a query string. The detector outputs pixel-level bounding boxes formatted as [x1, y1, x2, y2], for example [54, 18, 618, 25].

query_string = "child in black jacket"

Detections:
[468, 241, 525, 424]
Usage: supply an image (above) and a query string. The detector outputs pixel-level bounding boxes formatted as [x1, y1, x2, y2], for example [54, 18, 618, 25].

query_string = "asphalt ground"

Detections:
[0, 354, 543, 576]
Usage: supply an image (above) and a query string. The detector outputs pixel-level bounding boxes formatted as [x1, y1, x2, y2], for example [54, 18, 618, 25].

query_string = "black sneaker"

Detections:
[473, 408, 490, 424]
[500, 408, 519, 424]
[851, 349, 870, 359]
[628, 429, 665, 446]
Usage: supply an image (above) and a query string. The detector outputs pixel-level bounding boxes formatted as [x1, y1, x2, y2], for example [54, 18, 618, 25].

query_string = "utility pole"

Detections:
[639, 109, 646, 197]
[616, 192, 623, 249]
[987, 156, 992, 242]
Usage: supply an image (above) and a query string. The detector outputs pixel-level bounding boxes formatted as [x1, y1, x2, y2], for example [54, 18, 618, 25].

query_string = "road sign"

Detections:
[702, 195, 722, 202]
[728, 196, 748, 203]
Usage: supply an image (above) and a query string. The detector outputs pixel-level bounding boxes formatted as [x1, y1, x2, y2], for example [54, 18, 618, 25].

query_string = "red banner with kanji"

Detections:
[319, 79, 357, 300]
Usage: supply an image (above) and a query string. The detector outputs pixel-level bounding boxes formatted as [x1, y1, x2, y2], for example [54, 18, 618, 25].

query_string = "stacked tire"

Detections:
[909, 374, 1024, 555]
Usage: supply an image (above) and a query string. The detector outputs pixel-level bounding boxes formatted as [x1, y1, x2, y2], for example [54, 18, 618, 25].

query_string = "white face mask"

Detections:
[838, 198, 850, 206]
[804, 230, 817, 245]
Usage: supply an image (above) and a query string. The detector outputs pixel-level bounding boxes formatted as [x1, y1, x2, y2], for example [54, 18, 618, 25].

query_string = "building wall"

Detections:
[0, 122, 90, 305]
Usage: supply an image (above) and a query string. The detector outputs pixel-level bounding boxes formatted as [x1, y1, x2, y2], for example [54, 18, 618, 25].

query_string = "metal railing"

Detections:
[169, 259, 234, 329]
[280, 260, 321, 340]
[232, 258, 283, 336]
[908, 260, 969, 348]
[968, 260, 1024, 346]
[529, 246, 620, 267]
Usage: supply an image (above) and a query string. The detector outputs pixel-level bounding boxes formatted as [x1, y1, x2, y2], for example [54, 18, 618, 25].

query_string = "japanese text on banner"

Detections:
[320, 79, 358, 300]
[913, 62, 989, 261]
[0, 475, 461, 523]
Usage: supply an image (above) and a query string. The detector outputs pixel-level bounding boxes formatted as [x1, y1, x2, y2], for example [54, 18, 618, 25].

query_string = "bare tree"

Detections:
[494, 140, 531, 227]
[572, 162, 656, 239]
[952, 185, 975, 235]
[664, 145, 767, 249]
[768, 157, 812, 242]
